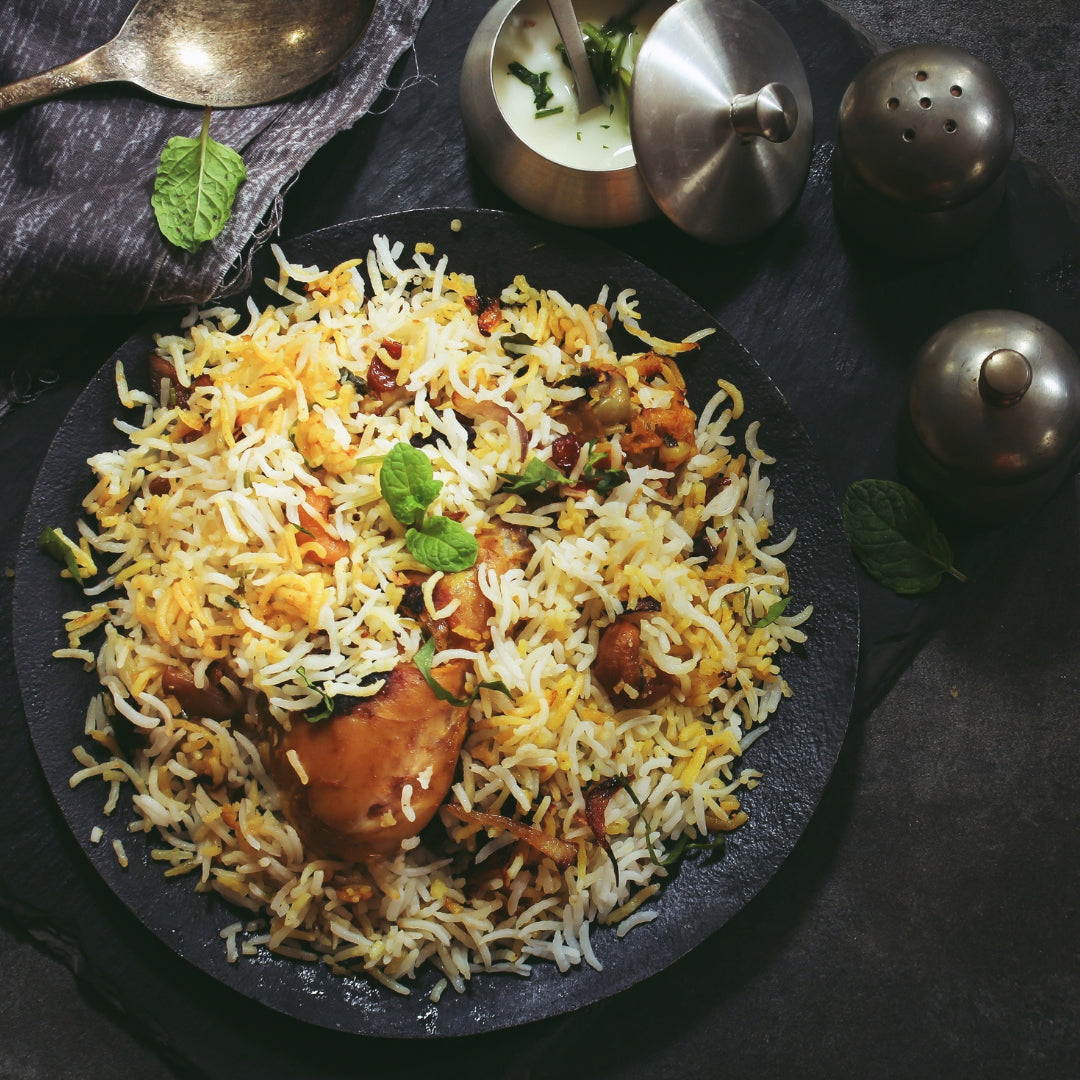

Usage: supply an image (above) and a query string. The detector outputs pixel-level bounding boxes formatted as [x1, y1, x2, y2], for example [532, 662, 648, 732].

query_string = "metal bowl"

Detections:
[462, 0, 813, 241]
[459, 0, 660, 229]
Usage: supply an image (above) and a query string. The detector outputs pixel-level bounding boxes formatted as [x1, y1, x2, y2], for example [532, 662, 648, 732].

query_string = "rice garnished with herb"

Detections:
[51, 235, 810, 996]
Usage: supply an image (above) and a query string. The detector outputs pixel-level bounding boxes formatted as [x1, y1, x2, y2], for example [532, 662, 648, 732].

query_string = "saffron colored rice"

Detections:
[55, 235, 811, 997]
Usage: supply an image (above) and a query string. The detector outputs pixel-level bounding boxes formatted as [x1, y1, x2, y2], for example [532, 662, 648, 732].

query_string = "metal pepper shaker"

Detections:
[900, 310, 1080, 522]
[833, 44, 1015, 257]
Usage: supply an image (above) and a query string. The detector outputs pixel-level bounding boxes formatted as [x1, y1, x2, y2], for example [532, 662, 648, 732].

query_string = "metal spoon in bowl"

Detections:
[546, 0, 603, 115]
[0, 0, 377, 113]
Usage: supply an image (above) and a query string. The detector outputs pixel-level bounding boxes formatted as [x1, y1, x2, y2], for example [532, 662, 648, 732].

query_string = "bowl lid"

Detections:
[629, 0, 814, 244]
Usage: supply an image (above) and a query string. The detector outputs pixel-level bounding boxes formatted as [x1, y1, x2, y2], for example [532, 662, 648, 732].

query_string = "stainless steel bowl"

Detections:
[461, 0, 814, 240]
[459, 0, 659, 229]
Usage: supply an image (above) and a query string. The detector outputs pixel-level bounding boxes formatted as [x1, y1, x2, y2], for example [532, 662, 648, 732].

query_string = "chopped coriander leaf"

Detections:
[581, 443, 627, 494]
[755, 596, 791, 628]
[508, 61, 555, 111]
[39, 527, 86, 583]
[414, 637, 514, 707]
[613, 774, 725, 868]
[297, 666, 335, 723]
[497, 456, 570, 494]
[340, 370, 368, 395]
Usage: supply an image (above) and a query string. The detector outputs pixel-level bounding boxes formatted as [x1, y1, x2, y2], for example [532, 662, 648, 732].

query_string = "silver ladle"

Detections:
[0, 0, 377, 112]
[546, 0, 603, 114]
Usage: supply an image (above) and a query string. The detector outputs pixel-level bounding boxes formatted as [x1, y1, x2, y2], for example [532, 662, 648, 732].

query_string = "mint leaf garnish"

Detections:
[375, 442, 477, 573]
[406, 515, 478, 573]
[152, 107, 246, 253]
[843, 479, 967, 596]
[379, 442, 443, 528]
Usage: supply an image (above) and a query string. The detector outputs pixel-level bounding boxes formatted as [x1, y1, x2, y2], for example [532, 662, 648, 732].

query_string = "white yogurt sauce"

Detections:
[492, 0, 669, 172]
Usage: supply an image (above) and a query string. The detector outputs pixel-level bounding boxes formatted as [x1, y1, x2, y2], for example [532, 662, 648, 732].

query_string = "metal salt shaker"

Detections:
[833, 44, 1015, 257]
[901, 310, 1080, 522]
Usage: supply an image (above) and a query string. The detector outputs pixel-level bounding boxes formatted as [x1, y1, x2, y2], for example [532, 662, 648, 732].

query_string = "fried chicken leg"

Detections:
[272, 525, 531, 861]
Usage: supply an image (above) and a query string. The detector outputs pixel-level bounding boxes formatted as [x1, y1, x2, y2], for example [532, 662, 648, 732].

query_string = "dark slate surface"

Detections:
[1, 0, 1077, 1076]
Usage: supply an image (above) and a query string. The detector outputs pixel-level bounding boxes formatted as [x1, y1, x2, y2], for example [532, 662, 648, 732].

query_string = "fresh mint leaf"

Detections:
[843, 479, 967, 596]
[375, 442, 478, 572]
[406, 515, 478, 573]
[152, 107, 246, 253]
[414, 637, 513, 707]
[380, 442, 442, 528]
[497, 457, 569, 494]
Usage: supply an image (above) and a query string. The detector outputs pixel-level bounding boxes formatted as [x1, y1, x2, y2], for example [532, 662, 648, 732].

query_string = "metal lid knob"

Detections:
[978, 349, 1031, 407]
[908, 310, 1080, 483]
[837, 43, 1015, 211]
[731, 82, 798, 142]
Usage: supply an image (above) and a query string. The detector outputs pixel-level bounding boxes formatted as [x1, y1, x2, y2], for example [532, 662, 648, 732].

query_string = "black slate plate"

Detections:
[14, 208, 859, 1038]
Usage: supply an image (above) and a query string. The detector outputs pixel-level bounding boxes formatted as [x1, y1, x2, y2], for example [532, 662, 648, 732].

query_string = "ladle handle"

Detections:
[0, 46, 125, 113]
[546, 0, 603, 114]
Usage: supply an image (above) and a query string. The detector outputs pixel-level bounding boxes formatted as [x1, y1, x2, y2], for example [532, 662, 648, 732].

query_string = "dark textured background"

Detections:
[2, 0, 1078, 1077]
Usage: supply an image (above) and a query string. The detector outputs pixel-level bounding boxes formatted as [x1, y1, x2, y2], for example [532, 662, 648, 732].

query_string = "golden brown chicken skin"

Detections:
[271, 524, 532, 861]
[272, 660, 470, 861]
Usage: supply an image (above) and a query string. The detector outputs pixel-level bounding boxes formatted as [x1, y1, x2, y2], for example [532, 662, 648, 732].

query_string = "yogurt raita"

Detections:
[492, 0, 669, 172]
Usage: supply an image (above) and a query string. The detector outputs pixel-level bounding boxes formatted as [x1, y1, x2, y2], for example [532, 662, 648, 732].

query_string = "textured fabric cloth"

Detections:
[0, 0, 431, 318]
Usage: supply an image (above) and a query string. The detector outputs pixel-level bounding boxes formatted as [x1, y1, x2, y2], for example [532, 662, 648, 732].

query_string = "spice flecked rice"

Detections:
[56, 235, 811, 996]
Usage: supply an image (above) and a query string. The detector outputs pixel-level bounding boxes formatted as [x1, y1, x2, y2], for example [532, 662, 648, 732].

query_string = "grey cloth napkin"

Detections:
[0, 0, 432, 318]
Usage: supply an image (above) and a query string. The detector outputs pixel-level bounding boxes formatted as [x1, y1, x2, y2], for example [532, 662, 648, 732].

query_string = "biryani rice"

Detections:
[56, 234, 810, 995]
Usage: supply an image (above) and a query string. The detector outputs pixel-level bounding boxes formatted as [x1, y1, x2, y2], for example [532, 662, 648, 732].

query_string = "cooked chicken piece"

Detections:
[273, 660, 469, 860]
[621, 400, 697, 470]
[594, 609, 673, 708]
[271, 524, 532, 861]
[421, 524, 531, 646]
[161, 663, 241, 723]
[296, 491, 350, 566]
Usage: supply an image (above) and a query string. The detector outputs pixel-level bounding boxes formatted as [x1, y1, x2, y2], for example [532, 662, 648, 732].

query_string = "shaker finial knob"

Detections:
[979, 349, 1032, 407]
[902, 310, 1080, 521]
[731, 82, 798, 142]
